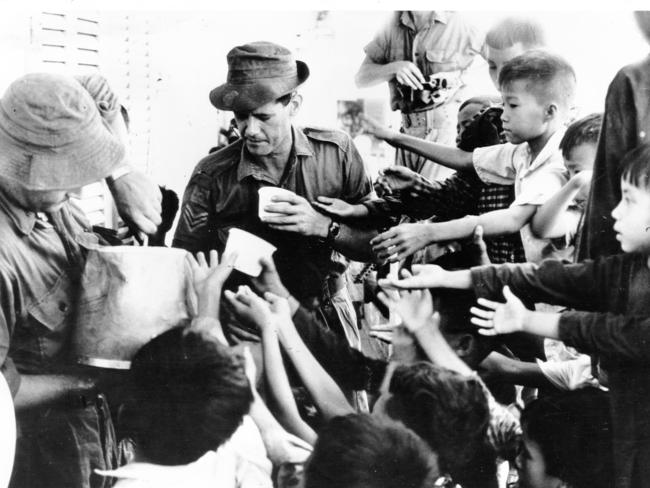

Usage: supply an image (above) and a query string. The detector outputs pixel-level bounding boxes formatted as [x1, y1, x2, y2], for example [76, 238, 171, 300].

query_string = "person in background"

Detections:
[577, 11, 650, 261]
[356, 11, 484, 181]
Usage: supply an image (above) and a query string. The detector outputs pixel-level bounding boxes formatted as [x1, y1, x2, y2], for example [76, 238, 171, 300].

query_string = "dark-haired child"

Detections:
[369, 50, 575, 265]
[384, 144, 650, 488]
[303, 414, 439, 488]
[518, 389, 612, 488]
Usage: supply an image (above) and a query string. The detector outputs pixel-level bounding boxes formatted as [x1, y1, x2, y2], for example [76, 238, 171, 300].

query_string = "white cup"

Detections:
[225, 228, 277, 276]
[258, 186, 297, 219]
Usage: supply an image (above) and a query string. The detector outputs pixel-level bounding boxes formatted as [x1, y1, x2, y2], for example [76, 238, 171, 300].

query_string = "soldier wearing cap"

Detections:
[0, 73, 125, 488]
[173, 42, 376, 312]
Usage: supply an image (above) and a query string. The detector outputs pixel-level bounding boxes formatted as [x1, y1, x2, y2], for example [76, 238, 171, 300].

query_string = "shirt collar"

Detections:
[399, 11, 448, 30]
[236, 126, 314, 183]
[526, 129, 566, 174]
[0, 189, 37, 235]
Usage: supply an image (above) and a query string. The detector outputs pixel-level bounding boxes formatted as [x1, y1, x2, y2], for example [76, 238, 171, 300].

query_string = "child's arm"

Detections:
[361, 114, 474, 171]
[372, 204, 536, 263]
[378, 264, 473, 290]
[531, 171, 591, 238]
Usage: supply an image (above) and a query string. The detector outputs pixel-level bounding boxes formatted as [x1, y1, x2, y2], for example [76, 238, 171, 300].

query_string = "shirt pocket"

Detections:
[424, 49, 459, 74]
[26, 274, 76, 363]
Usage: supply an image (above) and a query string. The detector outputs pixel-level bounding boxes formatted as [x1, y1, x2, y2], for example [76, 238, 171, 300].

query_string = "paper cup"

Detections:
[258, 186, 297, 219]
[225, 228, 277, 277]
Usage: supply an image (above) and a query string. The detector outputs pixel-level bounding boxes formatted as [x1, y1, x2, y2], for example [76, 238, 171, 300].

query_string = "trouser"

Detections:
[397, 100, 461, 182]
[11, 394, 118, 488]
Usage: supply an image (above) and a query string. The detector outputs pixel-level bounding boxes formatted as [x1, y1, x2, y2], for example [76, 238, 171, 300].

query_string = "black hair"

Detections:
[486, 17, 546, 50]
[304, 414, 439, 488]
[559, 113, 602, 160]
[386, 362, 494, 488]
[458, 95, 499, 114]
[127, 327, 253, 465]
[521, 389, 612, 488]
[620, 143, 650, 190]
[498, 50, 576, 112]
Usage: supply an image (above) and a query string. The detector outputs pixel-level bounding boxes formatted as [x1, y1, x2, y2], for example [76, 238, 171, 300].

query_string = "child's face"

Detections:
[565, 142, 597, 178]
[611, 179, 650, 253]
[487, 42, 527, 88]
[455, 103, 484, 146]
[500, 81, 549, 144]
[516, 434, 563, 488]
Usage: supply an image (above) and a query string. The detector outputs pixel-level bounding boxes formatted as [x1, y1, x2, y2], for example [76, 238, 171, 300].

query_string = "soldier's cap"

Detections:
[0, 73, 124, 191]
[209, 41, 310, 114]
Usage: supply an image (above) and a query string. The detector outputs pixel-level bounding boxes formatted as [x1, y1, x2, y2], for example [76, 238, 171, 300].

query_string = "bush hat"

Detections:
[0, 72, 125, 191]
[210, 41, 309, 113]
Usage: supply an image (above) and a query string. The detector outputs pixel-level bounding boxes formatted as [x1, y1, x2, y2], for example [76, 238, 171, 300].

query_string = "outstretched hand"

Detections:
[360, 114, 393, 141]
[378, 264, 445, 290]
[470, 286, 527, 335]
[187, 250, 236, 318]
[312, 196, 368, 219]
[377, 270, 434, 333]
[370, 223, 434, 262]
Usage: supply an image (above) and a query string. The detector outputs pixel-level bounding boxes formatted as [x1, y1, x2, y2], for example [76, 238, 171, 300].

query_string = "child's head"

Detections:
[127, 326, 253, 465]
[304, 414, 439, 488]
[376, 362, 493, 486]
[485, 17, 546, 87]
[456, 95, 500, 146]
[612, 144, 650, 253]
[518, 389, 612, 488]
[498, 50, 576, 145]
[559, 112, 602, 177]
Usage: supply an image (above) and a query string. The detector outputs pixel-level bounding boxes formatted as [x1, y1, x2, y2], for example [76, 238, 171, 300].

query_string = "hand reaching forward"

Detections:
[371, 223, 434, 262]
[187, 250, 236, 318]
[377, 270, 434, 333]
[470, 286, 527, 335]
[378, 264, 445, 290]
[312, 196, 368, 219]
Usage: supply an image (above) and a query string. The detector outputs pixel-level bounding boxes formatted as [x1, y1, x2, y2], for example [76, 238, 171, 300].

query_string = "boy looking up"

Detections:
[381, 144, 650, 488]
[369, 50, 575, 264]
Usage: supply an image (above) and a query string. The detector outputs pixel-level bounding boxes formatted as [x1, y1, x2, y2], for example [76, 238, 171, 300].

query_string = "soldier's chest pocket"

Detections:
[424, 49, 459, 73]
[27, 274, 76, 342]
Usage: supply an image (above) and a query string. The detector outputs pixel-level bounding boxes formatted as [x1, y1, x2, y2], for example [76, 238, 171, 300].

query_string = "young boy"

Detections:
[380, 144, 650, 488]
[531, 113, 602, 261]
[369, 50, 575, 265]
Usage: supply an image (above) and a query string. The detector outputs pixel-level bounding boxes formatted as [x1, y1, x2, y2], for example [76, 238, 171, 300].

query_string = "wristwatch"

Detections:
[326, 219, 341, 245]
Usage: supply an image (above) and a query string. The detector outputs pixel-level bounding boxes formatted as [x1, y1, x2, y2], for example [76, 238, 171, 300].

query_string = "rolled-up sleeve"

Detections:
[472, 143, 519, 185]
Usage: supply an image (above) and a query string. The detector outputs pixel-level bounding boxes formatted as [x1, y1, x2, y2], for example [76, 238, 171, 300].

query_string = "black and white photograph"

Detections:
[0, 2, 648, 488]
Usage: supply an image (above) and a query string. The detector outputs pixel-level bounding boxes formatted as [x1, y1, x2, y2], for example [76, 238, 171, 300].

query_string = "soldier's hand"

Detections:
[261, 193, 331, 238]
[391, 61, 425, 90]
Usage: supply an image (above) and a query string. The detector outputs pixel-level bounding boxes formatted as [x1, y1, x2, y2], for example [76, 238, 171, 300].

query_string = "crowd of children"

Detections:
[4, 10, 650, 488]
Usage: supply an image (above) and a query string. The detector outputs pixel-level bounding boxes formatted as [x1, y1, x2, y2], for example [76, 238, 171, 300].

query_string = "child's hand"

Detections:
[250, 256, 291, 300]
[264, 292, 293, 326]
[377, 165, 423, 193]
[360, 114, 393, 140]
[378, 264, 446, 289]
[224, 286, 274, 333]
[312, 196, 369, 219]
[371, 223, 434, 262]
[471, 286, 527, 335]
[377, 272, 434, 333]
[188, 250, 236, 318]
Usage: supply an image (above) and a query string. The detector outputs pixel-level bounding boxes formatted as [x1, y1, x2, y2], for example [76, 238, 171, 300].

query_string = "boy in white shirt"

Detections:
[368, 50, 576, 264]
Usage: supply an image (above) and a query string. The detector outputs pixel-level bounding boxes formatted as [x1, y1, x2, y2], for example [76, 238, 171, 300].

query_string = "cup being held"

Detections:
[225, 228, 277, 277]
[258, 186, 297, 219]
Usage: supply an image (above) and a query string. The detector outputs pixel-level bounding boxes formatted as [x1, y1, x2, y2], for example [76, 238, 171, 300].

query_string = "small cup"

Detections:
[258, 186, 297, 219]
[224, 228, 277, 276]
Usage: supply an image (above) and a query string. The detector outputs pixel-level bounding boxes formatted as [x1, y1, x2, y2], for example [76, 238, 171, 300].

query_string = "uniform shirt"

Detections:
[173, 126, 373, 302]
[364, 11, 484, 114]
[0, 190, 100, 385]
[472, 131, 568, 264]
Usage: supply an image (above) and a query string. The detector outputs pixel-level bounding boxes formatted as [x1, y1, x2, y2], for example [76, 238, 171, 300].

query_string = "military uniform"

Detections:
[173, 126, 373, 304]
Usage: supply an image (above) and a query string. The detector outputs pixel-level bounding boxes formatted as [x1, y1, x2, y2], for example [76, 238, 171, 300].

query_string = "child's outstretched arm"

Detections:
[531, 171, 591, 238]
[378, 264, 472, 290]
[361, 114, 474, 171]
[371, 204, 535, 263]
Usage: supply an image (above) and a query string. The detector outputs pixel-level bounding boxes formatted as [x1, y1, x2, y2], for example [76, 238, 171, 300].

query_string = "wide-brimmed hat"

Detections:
[0, 73, 125, 191]
[209, 41, 309, 113]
